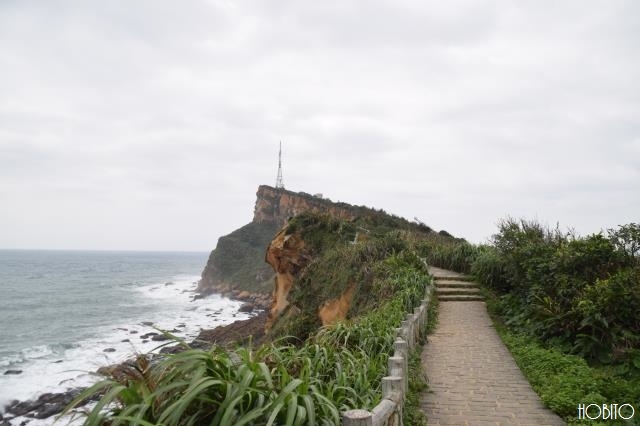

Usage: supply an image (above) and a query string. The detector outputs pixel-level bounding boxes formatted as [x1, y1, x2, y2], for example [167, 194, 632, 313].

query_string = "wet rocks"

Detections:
[5, 388, 89, 421]
[0, 413, 10, 426]
[239, 303, 255, 313]
[151, 334, 169, 341]
[139, 332, 158, 339]
[4, 369, 22, 375]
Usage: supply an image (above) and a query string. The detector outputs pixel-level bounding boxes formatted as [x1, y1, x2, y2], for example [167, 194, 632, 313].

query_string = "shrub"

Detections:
[471, 246, 508, 292]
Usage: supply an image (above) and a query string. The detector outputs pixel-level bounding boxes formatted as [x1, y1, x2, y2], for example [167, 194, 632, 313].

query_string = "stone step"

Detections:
[433, 275, 474, 282]
[436, 288, 482, 296]
[435, 280, 480, 288]
[438, 295, 485, 302]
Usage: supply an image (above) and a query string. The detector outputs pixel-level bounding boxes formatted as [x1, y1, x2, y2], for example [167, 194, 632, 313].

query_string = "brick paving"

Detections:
[420, 269, 566, 426]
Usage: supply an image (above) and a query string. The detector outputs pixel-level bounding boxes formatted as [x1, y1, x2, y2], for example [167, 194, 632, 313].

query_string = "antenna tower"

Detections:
[275, 141, 284, 189]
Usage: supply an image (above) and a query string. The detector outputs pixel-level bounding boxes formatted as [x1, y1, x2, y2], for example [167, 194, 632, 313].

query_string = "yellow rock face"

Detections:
[318, 282, 356, 326]
[253, 185, 357, 226]
[264, 223, 358, 333]
[264, 228, 310, 331]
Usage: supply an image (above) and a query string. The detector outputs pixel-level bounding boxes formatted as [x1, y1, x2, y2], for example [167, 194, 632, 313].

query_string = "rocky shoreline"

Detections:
[0, 291, 270, 426]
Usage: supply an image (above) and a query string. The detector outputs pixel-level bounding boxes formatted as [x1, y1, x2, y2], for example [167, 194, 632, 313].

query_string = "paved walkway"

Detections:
[420, 269, 565, 426]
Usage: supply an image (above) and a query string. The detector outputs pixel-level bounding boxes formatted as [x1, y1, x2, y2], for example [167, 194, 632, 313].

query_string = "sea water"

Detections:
[0, 249, 252, 415]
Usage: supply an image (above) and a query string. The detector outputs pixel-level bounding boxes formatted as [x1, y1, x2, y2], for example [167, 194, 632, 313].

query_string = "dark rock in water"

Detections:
[239, 303, 255, 313]
[165, 281, 174, 286]
[141, 321, 154, 326]
[4, 369, 22, 375]
[7, 388, 91, 421]
[151, 334, 169, 341]
[177, 323, 186, 328]
[33, 403, 61, 419]
[0, 413, 11, 426]
[116, 327, 128, 331]
[130, 330, 138, 334]
[121, 339, 130, 343]
[142, 339, 149, 343]
[53, 359, 63, 363]
[196, 312, 267, 347]
[192, 294, 204, 301]
[103, 348, 116, 352]
[7, 399, 43, 416]
[140, 332, 158, 339]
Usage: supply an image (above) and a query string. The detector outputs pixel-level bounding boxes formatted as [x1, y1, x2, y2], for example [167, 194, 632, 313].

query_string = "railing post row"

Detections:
[343, 267, 435, 425]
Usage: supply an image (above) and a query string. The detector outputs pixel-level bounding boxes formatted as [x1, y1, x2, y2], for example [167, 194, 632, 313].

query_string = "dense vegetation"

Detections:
[63, 215, 433, 425]
[419, 219, 640, 422]
[202, 221, 279, 293]
[272, 213, 427, 339]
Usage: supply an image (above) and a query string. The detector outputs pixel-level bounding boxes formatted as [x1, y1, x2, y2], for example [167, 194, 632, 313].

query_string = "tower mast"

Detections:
[275, 141, 284, 189]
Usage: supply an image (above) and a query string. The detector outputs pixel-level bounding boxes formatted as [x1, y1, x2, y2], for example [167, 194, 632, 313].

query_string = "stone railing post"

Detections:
[342, 267, 434, 426]
[343, 409, 373, 426]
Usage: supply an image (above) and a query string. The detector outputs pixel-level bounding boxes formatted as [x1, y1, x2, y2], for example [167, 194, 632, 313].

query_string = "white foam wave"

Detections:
[0, 274, 256, 422]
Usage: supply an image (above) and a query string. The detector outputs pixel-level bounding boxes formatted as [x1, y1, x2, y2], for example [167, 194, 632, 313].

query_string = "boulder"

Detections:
[151, 334, 169, 341]
[239, 303, 255, 313]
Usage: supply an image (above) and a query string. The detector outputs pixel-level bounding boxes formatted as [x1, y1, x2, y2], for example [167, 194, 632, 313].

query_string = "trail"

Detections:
[420, 267, 565, 426]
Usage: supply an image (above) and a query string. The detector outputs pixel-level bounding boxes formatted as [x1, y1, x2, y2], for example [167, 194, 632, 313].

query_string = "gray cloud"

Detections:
[1, 0, 638, 250]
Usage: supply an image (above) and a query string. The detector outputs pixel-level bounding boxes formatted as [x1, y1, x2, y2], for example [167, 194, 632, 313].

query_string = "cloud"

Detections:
[0, 0, 638, 249]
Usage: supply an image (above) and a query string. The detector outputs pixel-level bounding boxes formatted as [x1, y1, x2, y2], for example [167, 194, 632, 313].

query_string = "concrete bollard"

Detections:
[388, 356, 404, 383]
[343, 409, 373, 426]
[394, 338, 408, 360]
[382, 376, 404, 401]
[401, 320, 412, 348]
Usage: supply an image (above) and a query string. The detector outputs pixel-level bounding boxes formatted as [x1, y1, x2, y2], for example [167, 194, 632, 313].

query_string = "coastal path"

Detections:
[420, 267, 566, 425]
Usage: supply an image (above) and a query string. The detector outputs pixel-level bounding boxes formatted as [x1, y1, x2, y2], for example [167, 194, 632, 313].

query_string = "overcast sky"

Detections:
[1, 1, 638, 251]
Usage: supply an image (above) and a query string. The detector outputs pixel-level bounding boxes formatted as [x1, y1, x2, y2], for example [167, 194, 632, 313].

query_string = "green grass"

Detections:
[403, 345, 428, 426]
[485, 292, 640, 425]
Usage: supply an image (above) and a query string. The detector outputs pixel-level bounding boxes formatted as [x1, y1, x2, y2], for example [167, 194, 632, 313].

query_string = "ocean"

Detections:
[0, 249, 252, 418]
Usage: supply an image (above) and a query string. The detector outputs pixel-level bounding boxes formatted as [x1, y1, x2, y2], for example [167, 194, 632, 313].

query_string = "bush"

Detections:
[474, 219, 640, 366]
[417, 237, 479, 274]
[471, 246, 508, 291]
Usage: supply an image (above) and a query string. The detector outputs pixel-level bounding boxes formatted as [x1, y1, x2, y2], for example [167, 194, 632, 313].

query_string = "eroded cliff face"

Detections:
[264, 224, 357, 333]
[318, 282, 356, 326]
[200, 185, 363, 297]
[254, 185, 357, 226]
[263, 228, 310, 330]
